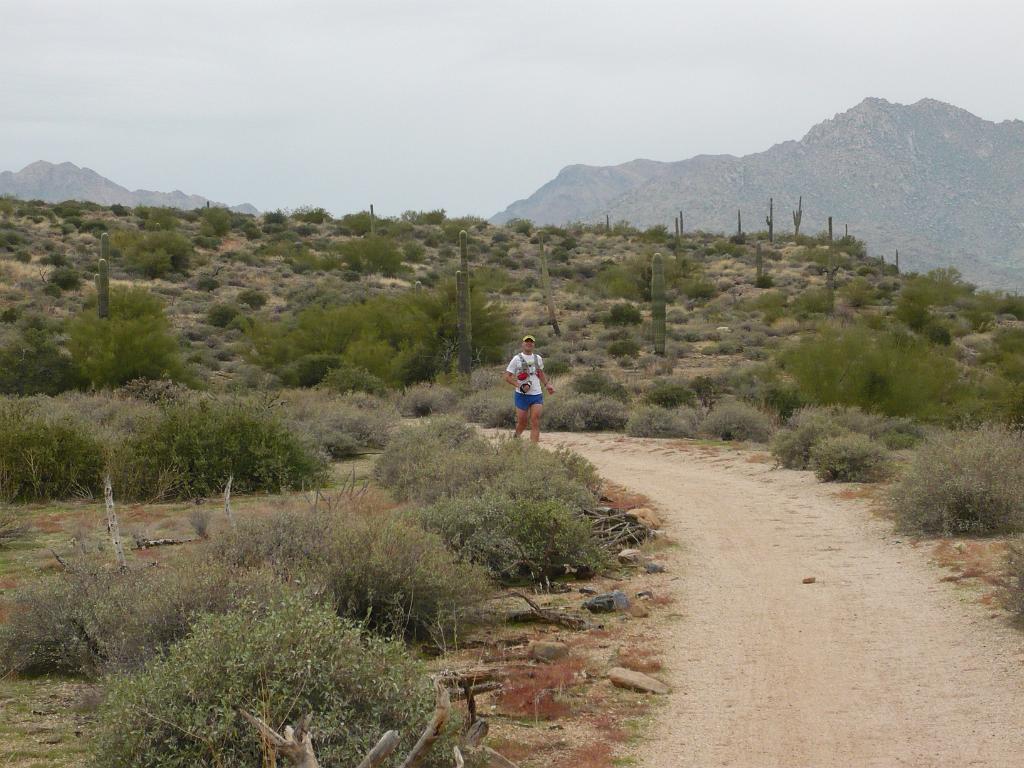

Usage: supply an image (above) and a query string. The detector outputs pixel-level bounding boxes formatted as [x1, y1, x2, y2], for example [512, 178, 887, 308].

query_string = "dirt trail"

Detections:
[546, 432, 1024, 768]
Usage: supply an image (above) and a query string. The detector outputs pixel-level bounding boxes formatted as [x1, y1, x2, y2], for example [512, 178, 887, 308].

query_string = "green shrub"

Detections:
[67, 286, 188, 388]
[605, 303, 642, 326]
[337, 236, 404, 276]
[891, 426, 1024, 534]
[118, 398, 327, 500]
[49, 266, 81, 291]
[419, 493, 608, 582]
[645, 380, 695, 408]
[115, 229, 193, 277]
[93, 596, 458, 768]
[199, 206, 232, 237]
[319, 365, 388, 396]
[626, 405, 700, 438]
[0, 329, 82, 395]
[809, 433, 890, 482]
[544, 393, 629, 432]
[236, 288, 267, 308]
[571, 371, 629, 402]
[699, 400, 773, 442]
[0, 399, 104, 502]
[781, 322, 962, 420]
[0, 557, 278, 677]
[398, 383, 458, 417]
[282, 353, 343, 387]
[607, 338, 640, 358]
[207, 303, 241, 328]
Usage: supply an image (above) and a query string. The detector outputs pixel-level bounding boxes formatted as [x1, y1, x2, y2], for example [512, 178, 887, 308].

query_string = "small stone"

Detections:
[584, 590, 630, 613]
[617, 548, 644, 565]
[628, 602, 650, 618]
[607, 667, 670, 695]
[802, 576, 816, 584]
[644, 562, 667, 574]
[529, 641, 570, 663]
[636, 590, 654, 599]
[579, 586, 598, 595]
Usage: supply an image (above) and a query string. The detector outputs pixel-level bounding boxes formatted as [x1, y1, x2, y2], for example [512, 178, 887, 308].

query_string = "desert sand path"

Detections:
[545, 432, 1024, 768]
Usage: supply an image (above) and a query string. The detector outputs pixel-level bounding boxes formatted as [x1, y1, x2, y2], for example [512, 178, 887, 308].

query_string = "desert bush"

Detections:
[118, 398, 327, 500]
[460, 388, 516, 428]
[236, 288, 267, 308]
[0, 328, 82, 395]
[210, 510, 487, 640]
[319, 365, 389, 396]
[644, 379, 695, 408]
[336, 235, 404, 276]
[114, 229, 193, 277]
[773, 406, 922, 470]
[279, 389, 397, 456]
[418, 493, 608, 582]
[809, 433, 890, 482]
[0, 557, 279, 677]
[607, 338, 640, 358]
[0, 399, 104, 502]
[781, 322, 962, 420]
[199, 206, 232, 236]
[207, 302, 240, 328]
[891, 426, 1024, 534]
[92, 596, 458, 768]
[281, 353, 343, 387]
[699, 400, 773, 442]
[67, 285, 188, 388]
[570, 370, 629, 402]
[626, 405, 701, 438]
[399, 383, 459, 417]
[605, 303, 642, 326]
[544, 393, 629, 432]
[375, 419, 598, 510]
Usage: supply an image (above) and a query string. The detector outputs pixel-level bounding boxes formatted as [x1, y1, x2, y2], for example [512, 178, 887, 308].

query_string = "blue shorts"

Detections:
[514, 392, 544, 410]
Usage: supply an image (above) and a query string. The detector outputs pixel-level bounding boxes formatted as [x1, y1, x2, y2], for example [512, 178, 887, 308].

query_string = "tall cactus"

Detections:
[606, 213, 610, 232]
[369, 204, 376, 235]
[538, 234, 561, 336]
[679, 210, 683, 236]
[828, 216, 833, 242]
[895, 248, 900, 273]
[792, 196, 802, 237]
[651, 252, 666, 356]
[96, 233, 110, 319]
[755, 243, 764, 282]
[459, 229, 472, 343]
[737, 209, 742, 238]
[456, 269, 472, 375]
[765, 197, 774, 243]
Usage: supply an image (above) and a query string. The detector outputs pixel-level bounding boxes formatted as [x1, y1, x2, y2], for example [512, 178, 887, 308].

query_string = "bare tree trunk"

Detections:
[356, 731, 401, 768]
[103, 475, 127, 572]
[398, 680, 451, 768]
[223, 474, 234, 528]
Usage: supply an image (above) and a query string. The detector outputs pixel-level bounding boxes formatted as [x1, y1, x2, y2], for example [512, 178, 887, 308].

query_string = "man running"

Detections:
[504, 334, 555, 443]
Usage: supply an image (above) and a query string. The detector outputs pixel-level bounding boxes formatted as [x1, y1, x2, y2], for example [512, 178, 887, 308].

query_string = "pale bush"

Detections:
[544, 393, 629, 432]
[399, 383, 459, 417]
[892, 426, 1024, 534]
[699, 400, 774, 442]
[626, 405, 701, 438]
[809, 433, 890, 482]
[460, 388, 515, 428]
[93, 597, 458, 768]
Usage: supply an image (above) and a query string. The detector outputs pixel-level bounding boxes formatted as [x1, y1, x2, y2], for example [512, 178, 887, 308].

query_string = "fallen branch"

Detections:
[133, 537, 195, 550]
[397, 679, 451, 768]
[355, 730, 401, 768]
[449, 681, 502, 700]
[239, 710, 318, 768]
[481, 746, 523, 768]
[506, 591, 592, 631]
[454, 746, 465, 768]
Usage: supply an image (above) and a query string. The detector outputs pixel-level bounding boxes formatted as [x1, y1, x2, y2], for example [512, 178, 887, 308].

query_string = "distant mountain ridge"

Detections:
[0, 161, 258, 215]
[493, 98, 1024, 287]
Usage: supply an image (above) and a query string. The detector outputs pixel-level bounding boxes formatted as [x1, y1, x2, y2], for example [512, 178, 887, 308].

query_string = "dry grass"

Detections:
[601, 482, 652, 511]
[498, 657, 585, 720]
[931, 539, 1011, 588]
[614, 645, 663, 674]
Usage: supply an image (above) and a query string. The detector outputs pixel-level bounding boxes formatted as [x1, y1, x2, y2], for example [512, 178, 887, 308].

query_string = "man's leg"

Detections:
[529, 403, 544, 443]
[515, 407, 529, 437]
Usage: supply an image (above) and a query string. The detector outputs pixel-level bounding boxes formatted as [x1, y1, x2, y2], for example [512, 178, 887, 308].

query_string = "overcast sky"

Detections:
[3, 0, 1022, 217]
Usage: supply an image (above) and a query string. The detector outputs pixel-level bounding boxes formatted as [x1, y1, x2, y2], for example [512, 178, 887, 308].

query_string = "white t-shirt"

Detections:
[506, 352, 544, 395]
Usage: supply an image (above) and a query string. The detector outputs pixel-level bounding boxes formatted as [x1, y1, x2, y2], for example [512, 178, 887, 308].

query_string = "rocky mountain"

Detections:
[493, 98, 1024, 287]
[0, 161, 258, 215]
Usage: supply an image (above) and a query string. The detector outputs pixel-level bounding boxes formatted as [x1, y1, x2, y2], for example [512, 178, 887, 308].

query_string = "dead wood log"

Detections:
[103, 475, 128, 572]
[133, 537, 195, 550]
[454, 746, 465, 768]
[480, 746, 523, 768]
[239, 710, 318, 768]
[506, 591, 592, 631]
[397, 679, 451, 768]
[355, 730, 401, 768]
[449, 681, 502, 700]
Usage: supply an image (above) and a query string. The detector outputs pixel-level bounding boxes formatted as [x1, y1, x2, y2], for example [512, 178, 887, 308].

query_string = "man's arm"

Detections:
[503, 371, 517, 387]
[537, 369, 555, 394]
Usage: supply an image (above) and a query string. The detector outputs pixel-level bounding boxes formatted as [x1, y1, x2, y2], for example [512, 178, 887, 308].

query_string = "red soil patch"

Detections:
[932, 539, 1011, 589]
[498, 658, 585, 720]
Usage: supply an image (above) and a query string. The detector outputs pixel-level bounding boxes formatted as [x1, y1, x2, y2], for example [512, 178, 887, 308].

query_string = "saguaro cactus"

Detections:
[538, 234, 561, 336]
[651, 252, 666, 356]
[97, 233, 110, 319]
[369, 203, 376, 235]
[792, 196, 803, 237]
[828, 216, 833, 242]
[765, 197, 774, 243]
[895, 248, 900, 273]
[679, 210, 684, 236]
[456, 269, 472, 375]
[459, 229, 472, 342]
[737, 209, 743, 238]
[755, 243, 765, 282]
[606, 213, 610, 232]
